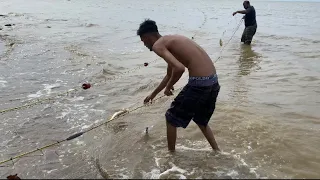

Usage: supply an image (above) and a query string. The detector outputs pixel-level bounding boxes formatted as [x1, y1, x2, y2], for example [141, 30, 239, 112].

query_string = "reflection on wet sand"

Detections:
[228, 45, 262, 106]
[237, 44, 261, 76]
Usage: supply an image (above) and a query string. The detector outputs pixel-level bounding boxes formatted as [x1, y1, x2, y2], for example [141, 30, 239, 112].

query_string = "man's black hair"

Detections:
[137, 19, 159, 36]
[244, 0, 250, 5]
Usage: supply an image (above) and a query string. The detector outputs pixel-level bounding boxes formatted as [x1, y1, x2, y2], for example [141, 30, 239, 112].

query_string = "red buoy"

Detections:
[82, 83, 91, 90]
[144, 62, 148, 67]
[7, 174, 21, 180]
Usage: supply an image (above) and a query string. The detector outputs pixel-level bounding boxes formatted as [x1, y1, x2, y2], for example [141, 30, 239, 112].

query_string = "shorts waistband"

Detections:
[188, 74, 218, 87]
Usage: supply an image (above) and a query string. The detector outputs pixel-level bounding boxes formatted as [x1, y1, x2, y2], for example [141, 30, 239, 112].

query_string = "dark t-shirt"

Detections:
[244, 6, 256, 27]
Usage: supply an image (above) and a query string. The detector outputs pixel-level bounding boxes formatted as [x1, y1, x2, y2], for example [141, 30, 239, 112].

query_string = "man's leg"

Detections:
[166, 121, 177, 152]
[244, 40, 252, 45]
[241, 28, 246, 43]
[165, 85, 193, 152]
[198, 124, 220, 151]
[244, 25, 256, 45]
[193, 82, 221, 152]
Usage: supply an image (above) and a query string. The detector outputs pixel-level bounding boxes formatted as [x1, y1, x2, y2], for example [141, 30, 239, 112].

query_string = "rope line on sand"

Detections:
[0, 16, 243, 167]
[0, 92, 168, 166]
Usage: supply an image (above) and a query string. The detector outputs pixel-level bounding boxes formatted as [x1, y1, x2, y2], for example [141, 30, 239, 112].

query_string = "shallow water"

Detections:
[0, 0, 319, 179]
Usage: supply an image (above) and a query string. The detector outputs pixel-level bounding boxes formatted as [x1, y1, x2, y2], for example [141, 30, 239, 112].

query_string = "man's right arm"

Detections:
[150, 65, 172, 97]
[233, 7, 251, 16]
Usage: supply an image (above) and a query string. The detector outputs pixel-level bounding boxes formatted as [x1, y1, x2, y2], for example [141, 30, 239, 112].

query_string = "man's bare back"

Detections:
[153, 35, 216, 77]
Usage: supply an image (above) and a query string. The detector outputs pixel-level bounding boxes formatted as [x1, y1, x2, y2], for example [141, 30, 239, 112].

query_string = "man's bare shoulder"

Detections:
[163, 34, 190, 41]
[154, 35, 189, 48]
[151, 38, 165, 55]
[154, 35, 172, 46]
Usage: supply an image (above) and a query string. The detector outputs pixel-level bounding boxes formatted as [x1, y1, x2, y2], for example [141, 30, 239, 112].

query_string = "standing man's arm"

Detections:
[144, 65, 172, 103]
[233, 7, 251, 16]
[152, 43, 185, 96]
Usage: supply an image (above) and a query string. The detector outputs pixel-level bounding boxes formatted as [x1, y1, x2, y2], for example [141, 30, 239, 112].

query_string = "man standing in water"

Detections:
[137, 19, 220, 152]
[233, 0, 257, 45]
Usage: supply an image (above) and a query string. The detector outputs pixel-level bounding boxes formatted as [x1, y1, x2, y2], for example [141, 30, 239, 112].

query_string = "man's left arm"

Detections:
[153, 44, 185, 94]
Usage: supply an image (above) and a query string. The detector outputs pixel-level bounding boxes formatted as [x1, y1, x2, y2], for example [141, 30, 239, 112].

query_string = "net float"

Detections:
[82, 83, 91, 90]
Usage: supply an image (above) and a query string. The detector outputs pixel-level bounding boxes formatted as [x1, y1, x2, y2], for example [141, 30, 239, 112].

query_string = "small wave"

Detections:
[301, 54, 320, 59]
[176, 145, 212, 152]
[258, 33, 318, 44]
[67, 96, 85, 102]
[27, 90, 44, 98]
[299, 76, 319, 82]
[0, 34, 17, 60]
[44, 18, 68, 22]
[7, 12, 27, 17]
[142, 162, 188, 179]
[64, 45, 90, 57]
[43, 83, 61, 93]
[27, 83, 61, 99]
[56, 111, 70, 120]
[83, 23, 99, 27]
[0, 80, 8, 88]
[102, 68, 116, 75]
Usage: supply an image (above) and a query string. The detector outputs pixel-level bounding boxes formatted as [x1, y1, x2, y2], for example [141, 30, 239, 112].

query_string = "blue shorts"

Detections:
[165, 74, 220, 128]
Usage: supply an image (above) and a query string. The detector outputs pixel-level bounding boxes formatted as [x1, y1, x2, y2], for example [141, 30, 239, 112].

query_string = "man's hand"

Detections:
[164, 88, 173, 96]
[233, 11, 237, 16]
[144, 93, 156, 104]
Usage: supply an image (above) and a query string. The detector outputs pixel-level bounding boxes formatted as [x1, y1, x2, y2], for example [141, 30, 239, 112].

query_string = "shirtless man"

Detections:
[137, 19, 220, 152]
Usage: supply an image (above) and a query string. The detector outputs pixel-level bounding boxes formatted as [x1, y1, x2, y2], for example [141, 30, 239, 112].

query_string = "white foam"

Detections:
[226, 169, 239, 177]
[76, 140, 85, 146]
[214, 170, 225, 176]
[117, 169, 129, 179]
[249, 167, 262, 178]
[227, 150, 262, 179]
[90, 109, 105, 113]
[47, 169, 58, 174]
[220, 151, 231, 155]
[250, 167, 257, 174]
[155, 157, 161, 167]
[56, 111, 70, 119]
[27, 83, 61, 98]
[43, 83, 61, 94]
[0, 80, 7, 88]
[159, 162, 187, 177]
[177, 174, 187, 179]
[81, 124, 91, 130]
[69, 96, 85, 102]
[240, 158, 248, 166]
[55, 79, 64, 83]
[28, 90, 43, 98]
[176, 145, 211, 152]
[142, 162, 189, 179]
[142, 169, 161, 179]
[186, 168, 196, 176]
